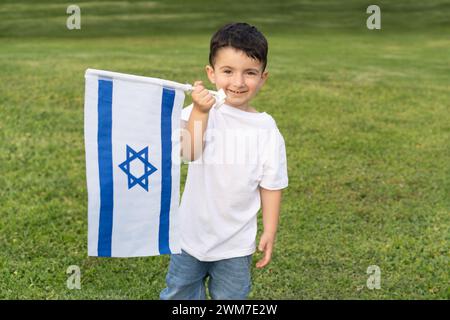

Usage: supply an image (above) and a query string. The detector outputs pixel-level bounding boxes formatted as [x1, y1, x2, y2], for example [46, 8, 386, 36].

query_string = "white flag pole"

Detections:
[85, 69, 227, 109]
[183, 84, 227, 109]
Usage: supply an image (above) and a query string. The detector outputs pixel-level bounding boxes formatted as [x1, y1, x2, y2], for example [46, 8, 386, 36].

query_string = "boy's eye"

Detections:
[221, 69, 258, 76]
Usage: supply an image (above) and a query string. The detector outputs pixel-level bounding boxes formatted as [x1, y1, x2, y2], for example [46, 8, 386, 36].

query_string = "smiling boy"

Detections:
[160, 22, 288, 300]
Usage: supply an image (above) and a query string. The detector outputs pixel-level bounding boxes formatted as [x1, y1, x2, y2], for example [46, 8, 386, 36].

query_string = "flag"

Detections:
[84, 69, 188, 257]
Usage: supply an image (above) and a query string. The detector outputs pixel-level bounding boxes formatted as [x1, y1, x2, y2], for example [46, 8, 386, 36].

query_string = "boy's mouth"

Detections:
[227, 89, 248, 95]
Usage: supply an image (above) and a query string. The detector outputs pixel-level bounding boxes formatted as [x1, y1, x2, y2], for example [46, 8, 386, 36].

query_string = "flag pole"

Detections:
[183, 84, 227, 109]
[85, 69, 226, 108]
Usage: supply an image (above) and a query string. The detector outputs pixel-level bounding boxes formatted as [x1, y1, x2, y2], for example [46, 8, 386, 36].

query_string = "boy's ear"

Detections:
[259, 70, 269, 87]
[262, 70, 269, 81]
[205, 65, 215, 84]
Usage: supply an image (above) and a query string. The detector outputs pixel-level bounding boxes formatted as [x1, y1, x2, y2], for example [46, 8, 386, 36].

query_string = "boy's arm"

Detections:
[181, 81, 215, 161]
[256, 187, 282, 269]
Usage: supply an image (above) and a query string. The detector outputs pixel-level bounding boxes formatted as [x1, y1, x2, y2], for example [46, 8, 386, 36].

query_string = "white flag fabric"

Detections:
[84, 69, 188, 257]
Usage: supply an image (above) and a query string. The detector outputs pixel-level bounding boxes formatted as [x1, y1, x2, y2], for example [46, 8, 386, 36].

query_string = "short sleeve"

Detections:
[259, 129, 289, 190]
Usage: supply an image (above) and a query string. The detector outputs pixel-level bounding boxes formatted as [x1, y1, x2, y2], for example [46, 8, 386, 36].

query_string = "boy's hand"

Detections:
[191, 81, 215, 114]
[255, 232, 275, 269]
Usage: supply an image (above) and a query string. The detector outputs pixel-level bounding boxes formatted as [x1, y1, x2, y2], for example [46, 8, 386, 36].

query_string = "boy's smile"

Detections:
[206, 47, 268, 111]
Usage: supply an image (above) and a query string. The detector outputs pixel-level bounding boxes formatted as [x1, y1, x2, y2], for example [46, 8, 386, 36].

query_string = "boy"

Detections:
[160, 22, 288, 300]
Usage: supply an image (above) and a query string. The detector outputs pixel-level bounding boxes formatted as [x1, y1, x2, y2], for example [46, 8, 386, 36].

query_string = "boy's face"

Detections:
[206, 47, 268, 110]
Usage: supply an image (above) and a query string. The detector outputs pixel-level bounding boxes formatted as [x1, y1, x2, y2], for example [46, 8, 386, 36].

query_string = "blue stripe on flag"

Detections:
[97, 79, 114, 257]
[159, 87, 175, 254]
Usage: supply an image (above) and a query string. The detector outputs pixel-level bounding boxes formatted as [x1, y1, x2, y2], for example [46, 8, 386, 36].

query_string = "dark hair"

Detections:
[209, 22, 268, 71]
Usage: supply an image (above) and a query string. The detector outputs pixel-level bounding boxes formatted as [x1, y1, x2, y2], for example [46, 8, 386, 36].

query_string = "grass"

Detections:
[0, 0, 449, 299]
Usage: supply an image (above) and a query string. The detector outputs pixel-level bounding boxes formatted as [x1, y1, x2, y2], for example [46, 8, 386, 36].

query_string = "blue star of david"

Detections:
[118, 145, 157, 191]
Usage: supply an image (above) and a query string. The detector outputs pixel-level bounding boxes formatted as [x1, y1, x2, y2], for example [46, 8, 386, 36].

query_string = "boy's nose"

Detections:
[232, 74, 245, 87]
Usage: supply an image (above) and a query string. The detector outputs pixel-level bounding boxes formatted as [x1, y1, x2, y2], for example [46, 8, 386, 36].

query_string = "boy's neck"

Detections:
[226, 103, 258, 113]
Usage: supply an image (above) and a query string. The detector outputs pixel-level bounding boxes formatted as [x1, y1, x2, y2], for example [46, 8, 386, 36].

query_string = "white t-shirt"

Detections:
[179, 103, 288, 261]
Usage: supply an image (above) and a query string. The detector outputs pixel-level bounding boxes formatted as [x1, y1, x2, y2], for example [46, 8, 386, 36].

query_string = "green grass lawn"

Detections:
[0, 0, 449, 299]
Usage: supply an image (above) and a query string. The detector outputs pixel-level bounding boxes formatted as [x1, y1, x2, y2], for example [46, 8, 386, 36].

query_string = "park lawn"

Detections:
[0, 0, 449, 299]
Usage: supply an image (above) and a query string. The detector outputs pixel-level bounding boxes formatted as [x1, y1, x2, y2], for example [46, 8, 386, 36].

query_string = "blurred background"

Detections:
[0, 0, 448, 299]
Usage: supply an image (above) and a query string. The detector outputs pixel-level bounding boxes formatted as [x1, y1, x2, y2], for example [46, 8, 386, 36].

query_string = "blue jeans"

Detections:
[160, 250, 252, 300]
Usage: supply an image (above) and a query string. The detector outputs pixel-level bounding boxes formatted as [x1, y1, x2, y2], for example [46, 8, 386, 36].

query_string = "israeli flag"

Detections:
[84, 69, 189, 257]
